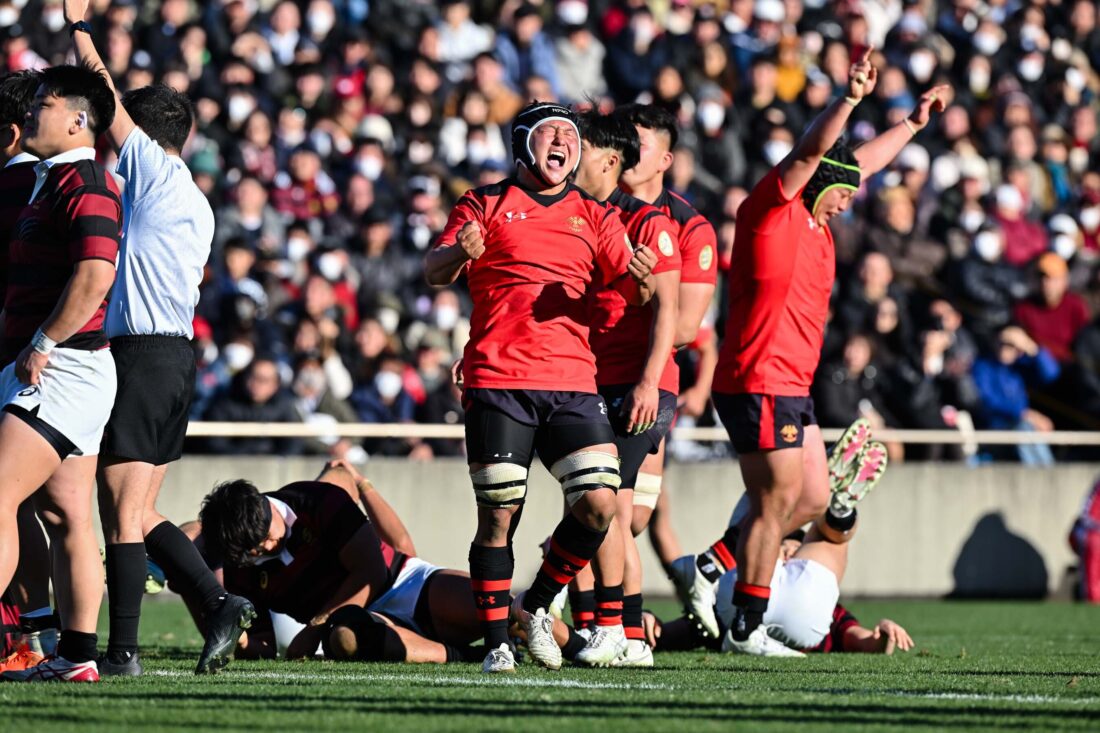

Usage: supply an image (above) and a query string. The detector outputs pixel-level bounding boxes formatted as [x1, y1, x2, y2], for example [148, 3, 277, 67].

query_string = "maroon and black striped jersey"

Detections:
[3, 157, 121, 363]
[0, 160, 37, 335]
[808, 602, 861, 653]
[222, 481, 406, 626]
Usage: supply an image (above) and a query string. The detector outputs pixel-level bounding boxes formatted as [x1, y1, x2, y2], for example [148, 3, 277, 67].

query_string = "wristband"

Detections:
[69, 20, 93, 36]
[844, 96, 861, 108]
[31, 328, 57, 355]
[903, 118, 920, 136]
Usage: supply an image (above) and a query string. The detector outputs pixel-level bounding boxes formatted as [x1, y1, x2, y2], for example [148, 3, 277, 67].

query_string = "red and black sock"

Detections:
[469, 543, 513, 649]
[104, 542, 146, 661]
[56, 630, 97, 664]
[569, 588, 596, 630]
[697, 525, 739, 583]
[730, 581, 770, 641]
[595, 584, 623, 627]
[623, 593, 645, 641]
[524, 514, 606, 613]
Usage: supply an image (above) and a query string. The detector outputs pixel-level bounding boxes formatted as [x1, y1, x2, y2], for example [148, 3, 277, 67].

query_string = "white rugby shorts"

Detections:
[367, 556, 442, 634]
[0, 347, 117, 458]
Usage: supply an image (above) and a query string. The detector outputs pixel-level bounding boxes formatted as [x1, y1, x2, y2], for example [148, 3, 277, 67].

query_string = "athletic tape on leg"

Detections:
[632, 472, 662, 509]
[550, 451, 621, 507]
[470, 463, 528, 507]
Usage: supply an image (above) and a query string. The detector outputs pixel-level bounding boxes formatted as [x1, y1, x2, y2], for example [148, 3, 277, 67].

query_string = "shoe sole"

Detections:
[843, 442, 889, 505]
[195, 603, 258, 675]
[827, 418, 872, 489]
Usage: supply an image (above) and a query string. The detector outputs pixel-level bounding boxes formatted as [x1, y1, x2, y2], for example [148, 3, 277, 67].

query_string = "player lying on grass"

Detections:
[658, 435, 910, 655]
[183, 460, 578, 664]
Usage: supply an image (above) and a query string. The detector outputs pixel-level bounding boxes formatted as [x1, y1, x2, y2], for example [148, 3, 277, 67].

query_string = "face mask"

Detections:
[972, 32, 1001, 56]
[1079, 206, 1100, 232]
[666, 11, 691, 35]
[466, 141, 489, 165]
[223, 343, 255, 372]
[286, 237, 311, 262]
[200, 343, 218, 365]
[1052, 235, 1078, 260]
[44, 7, 65, 31]
[1070, 146, 1090, 174]
[1017, 58, 1044, 83]
[408, 141, 434, 165]
[228, 96, 256, 124]
[0, 7, 18, 25]
[295, 368, 326, 393]
[763, 139, 792, 166]
[974, 231, 1002, 262]
[969, 68, 990, 94]
[317, 252, 343, 281]
[908, 52, 936, 83]
[377, 307, 400, 335]
[374, 370, 403, 400]
[433, 304, 459, 331]
[959, 210, 985, 233]
[1066, 66, 1087, 92]
[307, 10, 335, 36]
[281, 128, 306, 147]
[356, 155, 383, 181]
[697, 103, 725, 132]
[410, 224, 432, 250]
[632, 20, 655, 46]
[925, 353, 944, 376]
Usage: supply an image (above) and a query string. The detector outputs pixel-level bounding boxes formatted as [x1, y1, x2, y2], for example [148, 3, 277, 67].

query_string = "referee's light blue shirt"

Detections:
[105, 128, 214, 339]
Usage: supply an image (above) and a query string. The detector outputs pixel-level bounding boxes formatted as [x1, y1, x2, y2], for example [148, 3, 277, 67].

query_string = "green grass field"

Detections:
[3, 598, 1098, 732]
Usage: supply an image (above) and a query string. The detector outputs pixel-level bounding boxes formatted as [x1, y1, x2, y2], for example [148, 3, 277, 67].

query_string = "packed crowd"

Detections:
[4, 0, 1099, 461]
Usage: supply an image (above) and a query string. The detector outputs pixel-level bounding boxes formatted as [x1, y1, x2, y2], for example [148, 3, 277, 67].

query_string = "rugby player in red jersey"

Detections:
[705, 47, 948, 655]
[424, 102, 657, 673]
[566, 109, 681, 667]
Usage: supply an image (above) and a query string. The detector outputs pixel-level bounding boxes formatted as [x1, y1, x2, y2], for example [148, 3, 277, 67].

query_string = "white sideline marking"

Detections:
[150, 669, 674, 690]
[888, 691, 1100, 706]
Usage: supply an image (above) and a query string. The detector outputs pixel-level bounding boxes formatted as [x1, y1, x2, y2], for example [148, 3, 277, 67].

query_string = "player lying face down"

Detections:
[185, 460, 576, 664]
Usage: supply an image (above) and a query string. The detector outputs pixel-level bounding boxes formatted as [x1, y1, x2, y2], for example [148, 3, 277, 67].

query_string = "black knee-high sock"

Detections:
[595, 584, 623, 627]
[569, 588, 596, 630]
[104, 543, 146, 659]
[623, 593, 645, 641]
[469, 543, 513, 649]
[524, 513, 606, 613]
[144, 521, 225, 614]
[57, 630, 97, 664]
[731, 581, 771, 640]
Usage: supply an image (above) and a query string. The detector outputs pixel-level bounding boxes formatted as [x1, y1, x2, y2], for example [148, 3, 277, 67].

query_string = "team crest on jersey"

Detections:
[699, 245, 714, 271]
[658, 231, 674, 257]
[780, 424, 799, 443]
[567, 216, 584, 232]
[504, 211, 527, 223]
[301, 527, 313, 544]
[259, 571, 269, 589]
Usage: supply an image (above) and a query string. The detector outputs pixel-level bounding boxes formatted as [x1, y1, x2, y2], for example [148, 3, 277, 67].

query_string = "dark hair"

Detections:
[801, 140, 861, 214]
[577, 108, 640, 173]
[614, 103, 678, 150]
[39, 63, 115, 136]
[199, 479, 270, 566]
[0, 70, 41, 128]
[121, 84, 194, 152]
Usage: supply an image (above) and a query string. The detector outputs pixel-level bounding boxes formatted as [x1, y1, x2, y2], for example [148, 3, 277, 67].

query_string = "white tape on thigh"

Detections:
[550, 451, 620, 507]
[470, 463, 528, 506]
[632, 471, 662, 509]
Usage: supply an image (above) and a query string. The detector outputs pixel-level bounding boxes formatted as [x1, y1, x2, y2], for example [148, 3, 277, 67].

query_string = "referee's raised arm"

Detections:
[65, 0, 135, 152]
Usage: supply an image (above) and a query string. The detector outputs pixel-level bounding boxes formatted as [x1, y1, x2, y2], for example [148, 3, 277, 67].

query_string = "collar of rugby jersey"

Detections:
[30, 146, 96, 203]
[253, 495, 298, 566]
[5, 151, 38, 168]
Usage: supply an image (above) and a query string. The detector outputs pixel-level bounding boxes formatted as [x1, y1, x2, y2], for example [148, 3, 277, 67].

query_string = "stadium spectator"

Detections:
[204, 357, 304, 456]
[1013, 253, 1091, 364]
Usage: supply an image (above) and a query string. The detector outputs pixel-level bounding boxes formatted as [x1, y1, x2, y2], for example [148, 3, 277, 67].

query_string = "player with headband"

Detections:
[696, 47, 949, 655]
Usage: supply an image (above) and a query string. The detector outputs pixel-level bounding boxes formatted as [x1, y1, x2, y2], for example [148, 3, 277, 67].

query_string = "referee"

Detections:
[68, 0, 255, 676]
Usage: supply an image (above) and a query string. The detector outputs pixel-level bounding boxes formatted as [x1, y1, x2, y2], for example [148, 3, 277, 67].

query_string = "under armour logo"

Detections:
[504, 211, 527, 223]
[599, 402, 607, 415]
[492, 452, 513, 459]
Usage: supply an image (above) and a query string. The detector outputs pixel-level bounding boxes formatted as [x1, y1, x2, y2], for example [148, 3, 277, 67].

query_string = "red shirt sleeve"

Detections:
[436, 191, 485, 251]
[64, 185, 122, 263]
[678, 214, 718, 285]
[595, 205, 635, 286]
[743, 166, 801, 237]
[634, 211, 682, 276]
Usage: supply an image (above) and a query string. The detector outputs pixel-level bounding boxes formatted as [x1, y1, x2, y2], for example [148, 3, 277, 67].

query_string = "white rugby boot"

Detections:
[481, 643, 516, 674]
[668, 554, 720, 639]
[573, 624, 627, 668]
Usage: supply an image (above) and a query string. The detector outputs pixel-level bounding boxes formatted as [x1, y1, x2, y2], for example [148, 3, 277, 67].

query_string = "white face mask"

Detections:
[0, 7, 18, 25]
[972, 32, 1001, 57]
[1052, 234, 1078, 260]
[377, 307, 400, 335]
[1070, 147, 1090, 174]
[223, 343, 255, 372]
[433, 304, 459, 331]
[374, 371, 403, 400]
[925, 353, 944, 376]
[357, 155, 384, 181]
[286, 237, 311, 262]
[974, 231, 1003, 262]
[960, 210, 985, 233]
[969, 68, 990, 94]
[307, 10, 335, 36]
[228, 96, 256, 125]
[466, 141, 489, 165]
[697, 103, 725, 132]
[908, 52, 936, 83]
[763, 139, 793, 166]
[200, 343, 219, 365]
[317, 252, 344, 281]
[1066, 66, 1087, 92]
[632, 20, 655, 46]
[1079, 206, 1100, 233]
[408, 141, 434, 165]
[44, 7, 65, 31]
[1017, 57, 1044, 82]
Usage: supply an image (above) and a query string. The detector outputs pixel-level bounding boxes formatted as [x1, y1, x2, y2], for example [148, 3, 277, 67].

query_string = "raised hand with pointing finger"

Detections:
[847, 46, 878, 101]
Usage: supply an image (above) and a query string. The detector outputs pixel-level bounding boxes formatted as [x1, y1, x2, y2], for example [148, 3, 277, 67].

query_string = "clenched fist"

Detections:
[628, 244, 657, 283]
[458, 221, 485, 261]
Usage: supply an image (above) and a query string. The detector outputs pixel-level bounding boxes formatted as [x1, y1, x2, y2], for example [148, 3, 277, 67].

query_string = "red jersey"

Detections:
[591, 188, 681, 392]
[436, 179, 636, 392]
[4, 158, 121, 364]
[713, 167, 834, 396]
[0, 160, 37, 335]
[654, 189, 718, 287]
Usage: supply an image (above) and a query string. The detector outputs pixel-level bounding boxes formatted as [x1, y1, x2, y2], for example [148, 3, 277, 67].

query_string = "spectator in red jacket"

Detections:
[1014, 252, 1091, 363]
[992, 184, 1049, 267]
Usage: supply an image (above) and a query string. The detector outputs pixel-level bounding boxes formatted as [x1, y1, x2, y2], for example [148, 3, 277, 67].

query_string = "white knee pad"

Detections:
[632, 471, 662, 510]
[470, 463, 529, 507]
[550, 451, 621, 507]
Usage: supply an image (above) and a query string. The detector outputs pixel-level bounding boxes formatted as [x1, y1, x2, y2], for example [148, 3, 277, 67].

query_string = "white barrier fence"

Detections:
[186, 422, 1100, 445]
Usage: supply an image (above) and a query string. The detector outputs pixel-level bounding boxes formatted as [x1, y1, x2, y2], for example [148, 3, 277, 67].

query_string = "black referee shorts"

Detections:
[101, 335, 196, 465]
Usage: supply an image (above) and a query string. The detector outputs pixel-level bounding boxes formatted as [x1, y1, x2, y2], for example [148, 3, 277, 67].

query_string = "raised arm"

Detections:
[779, 46, 876, 195]
[316, 459, 416, 556]
[65, 0, 135, 151]
[853, 85, 949, 177]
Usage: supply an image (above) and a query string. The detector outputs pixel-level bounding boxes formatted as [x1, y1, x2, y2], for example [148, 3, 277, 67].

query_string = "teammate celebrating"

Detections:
[425, 101, 656, 673]
[708, 47, 947, 655]
[570, 109, 681, 667]
[0, 64, 121, 683]
[65, 0, 251, 677]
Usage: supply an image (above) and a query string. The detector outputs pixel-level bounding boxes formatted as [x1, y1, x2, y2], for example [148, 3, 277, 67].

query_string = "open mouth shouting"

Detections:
[547, 150, 568, 170]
